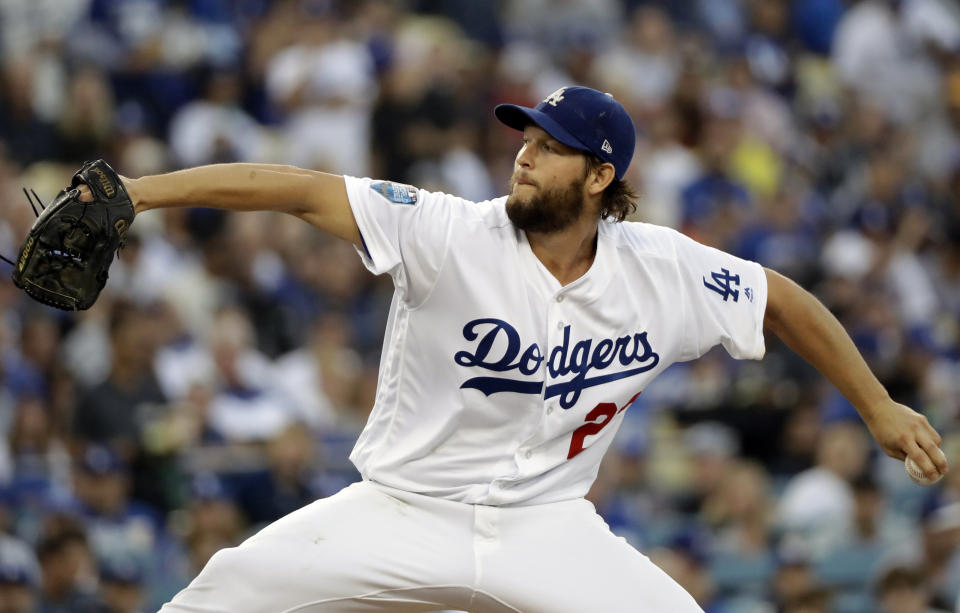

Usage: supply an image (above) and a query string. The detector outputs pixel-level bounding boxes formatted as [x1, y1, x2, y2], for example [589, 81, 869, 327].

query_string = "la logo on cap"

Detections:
[543, 88, 566, 107]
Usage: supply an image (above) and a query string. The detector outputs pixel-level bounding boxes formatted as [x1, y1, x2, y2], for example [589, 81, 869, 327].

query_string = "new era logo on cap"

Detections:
[494, 85, 636, 180]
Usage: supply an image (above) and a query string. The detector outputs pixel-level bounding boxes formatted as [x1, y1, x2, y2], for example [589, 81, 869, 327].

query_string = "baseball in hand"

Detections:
[905, 454, 945, 486]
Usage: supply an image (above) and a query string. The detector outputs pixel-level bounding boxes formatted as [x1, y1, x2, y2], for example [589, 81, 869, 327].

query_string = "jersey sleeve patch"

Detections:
[370, 181, 419, 205]
[703, 267, 752, 302]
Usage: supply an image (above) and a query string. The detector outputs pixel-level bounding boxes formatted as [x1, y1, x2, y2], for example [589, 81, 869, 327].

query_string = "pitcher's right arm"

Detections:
[116, 164, 361, 246]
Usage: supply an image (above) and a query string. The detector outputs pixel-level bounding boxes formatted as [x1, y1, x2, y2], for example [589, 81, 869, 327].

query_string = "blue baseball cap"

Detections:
[0, 561, 32, 586]
[495, 86, 636, 180]
[79, 445, 125, 476]
[99, 556, 145, 585]
[190, 472, 231, 502]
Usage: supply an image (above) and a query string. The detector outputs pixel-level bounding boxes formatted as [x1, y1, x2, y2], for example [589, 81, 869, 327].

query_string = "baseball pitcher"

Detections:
[28, 86, 948, 612]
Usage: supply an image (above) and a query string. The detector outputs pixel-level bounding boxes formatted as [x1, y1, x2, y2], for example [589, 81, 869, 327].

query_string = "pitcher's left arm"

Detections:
[762, 268, 948, 480]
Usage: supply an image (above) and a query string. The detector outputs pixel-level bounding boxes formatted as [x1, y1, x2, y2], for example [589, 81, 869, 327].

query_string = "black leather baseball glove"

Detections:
[12, 159, 135, 310]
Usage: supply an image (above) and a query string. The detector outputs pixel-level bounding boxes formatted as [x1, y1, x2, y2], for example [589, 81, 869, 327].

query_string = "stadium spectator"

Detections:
[202, 307, 297, 444]
[98, 556, 147, 613]
[33, 514, 103, 613]
[264, 10, 377, 175]
[874, 564, 950, 613]
[168, 70, 264, 168]
[777, 420, 871, 557]
[0, 530, 39, 613]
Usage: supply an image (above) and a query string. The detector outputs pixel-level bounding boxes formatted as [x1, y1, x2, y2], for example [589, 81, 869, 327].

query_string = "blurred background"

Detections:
[0, 0, 958, 612]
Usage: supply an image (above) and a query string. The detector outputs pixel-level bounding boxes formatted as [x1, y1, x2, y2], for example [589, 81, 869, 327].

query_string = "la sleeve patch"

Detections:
[702, 267, 741, 302]
[371, 181, 419, 205]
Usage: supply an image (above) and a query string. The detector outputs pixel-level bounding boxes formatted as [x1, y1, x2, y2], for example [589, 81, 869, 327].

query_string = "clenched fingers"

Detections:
[917, 438, 949, 478]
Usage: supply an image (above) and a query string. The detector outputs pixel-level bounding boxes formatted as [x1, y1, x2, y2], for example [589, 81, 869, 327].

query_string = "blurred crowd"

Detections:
[0, 0, 959, 612]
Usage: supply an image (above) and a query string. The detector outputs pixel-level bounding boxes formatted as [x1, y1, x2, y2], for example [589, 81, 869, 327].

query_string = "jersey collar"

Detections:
[515, 221, 616, 304]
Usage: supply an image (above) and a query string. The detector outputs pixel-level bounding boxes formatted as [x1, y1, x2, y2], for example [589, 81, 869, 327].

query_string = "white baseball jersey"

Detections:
[344, 176, 767, 507]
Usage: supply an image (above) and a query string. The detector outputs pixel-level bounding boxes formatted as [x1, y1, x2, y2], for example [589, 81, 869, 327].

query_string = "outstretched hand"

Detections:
[863, 399, 948, 481]
[77, 175, 135, 209]
[77, 175, 139, 212]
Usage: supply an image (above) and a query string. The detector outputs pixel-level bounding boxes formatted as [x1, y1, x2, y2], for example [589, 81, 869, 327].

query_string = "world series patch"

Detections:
[371, 181, 419, 205]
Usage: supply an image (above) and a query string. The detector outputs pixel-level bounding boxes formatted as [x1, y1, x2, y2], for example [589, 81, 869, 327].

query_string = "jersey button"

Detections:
[524, 449, 533, 459]
[546, 406, 554, 415]
[556, 321, 564, 329]
[555, 295, 564, 303]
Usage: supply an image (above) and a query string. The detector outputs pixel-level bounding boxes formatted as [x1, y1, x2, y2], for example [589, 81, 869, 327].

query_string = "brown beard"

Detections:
[506, 175, 586, 234]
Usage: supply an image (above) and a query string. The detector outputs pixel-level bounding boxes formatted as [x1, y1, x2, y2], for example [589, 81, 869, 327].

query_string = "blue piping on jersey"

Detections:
[358, 230, 372, 259]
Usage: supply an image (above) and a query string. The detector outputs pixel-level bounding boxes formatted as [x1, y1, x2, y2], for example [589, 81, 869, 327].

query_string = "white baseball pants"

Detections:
[159, 481, 703, 612]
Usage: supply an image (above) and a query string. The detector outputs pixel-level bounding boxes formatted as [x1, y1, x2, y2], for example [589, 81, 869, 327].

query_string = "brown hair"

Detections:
[585, 155, 640, 222]
[875, 566, 926, 594]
